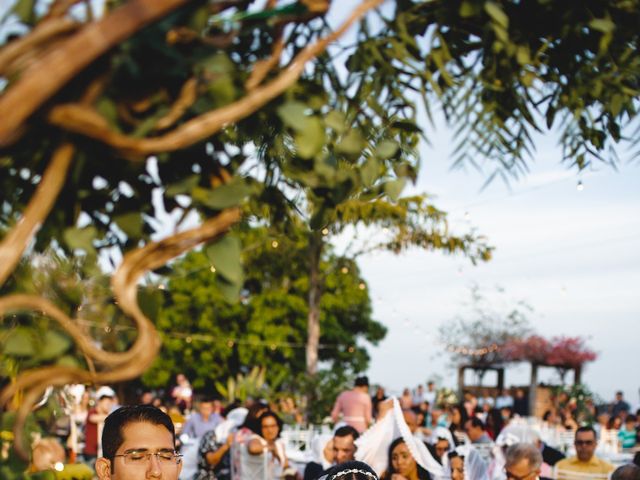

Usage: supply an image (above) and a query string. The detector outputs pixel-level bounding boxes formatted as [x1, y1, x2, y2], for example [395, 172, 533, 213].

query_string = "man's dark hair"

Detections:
[448, 451, 465, 461]
[575, 425, 597, 440]
[467, 417, 485, 430]
[101, 405, 175, 471]
[355, 376, 369, 388]
[334, 425, 360, 441]
[625, 414, 637, 423]
[612, 464, 640, 480]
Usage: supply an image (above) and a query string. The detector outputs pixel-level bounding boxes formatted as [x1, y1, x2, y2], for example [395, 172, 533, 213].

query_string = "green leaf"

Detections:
[96, 98, 119, 126]
[610, 95, 623, 118]
[39, 331, 72, 360]
[277, 101, 308, 131]
[360, 158, 380, 187]
[206, 235, 243, 284]
[336, 130, 365, 155]
[114, 212, 143, 239]
[589, 18, 615, 33]
[192, 177, 253, 209]
[391, 120, 422, 133]
[484, 2, 509, 29]
[165, 175, 200, 197]
[12, 0, 35, 24]
[63, 226, 97, 254]
[215, 275, 242, 303]
[3, 328, 35, 356]
[384, 179, 406, 201]
[325, 110, 347, 133]
[516, 46, 531, 66]
[199, 52, 234, 74]
[295, 117, 326, 159]
[138, 288, 164, 320]
[208, 75, 236, 107]
[459, 1, 477, 17]
[375, 140, 399, 160]
[56, 355, 80, 368]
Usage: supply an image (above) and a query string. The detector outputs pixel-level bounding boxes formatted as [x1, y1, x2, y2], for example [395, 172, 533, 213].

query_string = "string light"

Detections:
[210, 266, 216, 273]
[348, 346, 355, 353]
[341, 267, 349, 274]
[271, 240, 279, 248]
[26, 317, 357, 352]
[358, 282, 366, 290]
[321, 228, 329, 236]
[445, 343, 499, 356]
[158, 284, 165, 290]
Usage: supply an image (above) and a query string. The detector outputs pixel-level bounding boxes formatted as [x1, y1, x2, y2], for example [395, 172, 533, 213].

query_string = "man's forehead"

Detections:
[333, 436, 354, 448]
[120, 422, 174, 450]
[576, 431, 596, 441]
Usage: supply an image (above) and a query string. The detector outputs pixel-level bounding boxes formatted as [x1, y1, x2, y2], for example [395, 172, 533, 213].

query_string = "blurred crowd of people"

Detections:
[30, 375, 640, 480]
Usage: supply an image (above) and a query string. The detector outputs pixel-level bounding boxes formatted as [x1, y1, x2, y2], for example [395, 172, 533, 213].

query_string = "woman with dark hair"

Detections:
[320, 460, 379, 480]
[243, 410, 291, 479]
[448, 405, 468, 446]
[381, 438, 431, 480]
[447, 452, 465, 480]
[230, 401, 268, 480]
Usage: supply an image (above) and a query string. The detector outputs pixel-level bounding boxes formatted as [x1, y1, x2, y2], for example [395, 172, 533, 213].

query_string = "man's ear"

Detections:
[95, 457, 112, 479]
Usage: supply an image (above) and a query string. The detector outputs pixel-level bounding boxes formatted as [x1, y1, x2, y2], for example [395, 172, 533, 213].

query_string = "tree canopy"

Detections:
[1, 0, 639, 463]
[142, 222, 386, 392]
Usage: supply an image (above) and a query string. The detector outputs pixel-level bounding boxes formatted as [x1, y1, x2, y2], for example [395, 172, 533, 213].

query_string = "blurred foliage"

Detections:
[2, 0, 640, 470]
[351, 0, 640, 182]
[141, 222, 385, 392]
[0, 251, 136, 380]
[215, 366, 267, 404]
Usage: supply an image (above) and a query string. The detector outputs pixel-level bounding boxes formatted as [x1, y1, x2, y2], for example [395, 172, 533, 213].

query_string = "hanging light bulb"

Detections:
[577, 180, 584, 191]
[321, 228, 329, 236]
[210, 265, 216, 273]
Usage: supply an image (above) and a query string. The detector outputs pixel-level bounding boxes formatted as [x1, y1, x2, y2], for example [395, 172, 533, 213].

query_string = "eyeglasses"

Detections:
[114, 450, 183, 466]
[504, 468, 535, 480]
[575, 440, 595, 446]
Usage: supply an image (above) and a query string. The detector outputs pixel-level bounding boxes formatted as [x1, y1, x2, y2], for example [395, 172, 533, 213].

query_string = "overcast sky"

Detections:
[321, 2, 638, 407]
[358, 113, 640, 406]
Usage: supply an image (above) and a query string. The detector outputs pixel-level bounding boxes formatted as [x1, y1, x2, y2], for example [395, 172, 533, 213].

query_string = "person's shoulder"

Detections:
[555, 456, 576, 467]
[594, 456, 615, 470]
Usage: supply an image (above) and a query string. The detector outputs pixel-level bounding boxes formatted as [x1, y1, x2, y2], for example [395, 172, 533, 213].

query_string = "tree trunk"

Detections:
[306, 231, 324, 376]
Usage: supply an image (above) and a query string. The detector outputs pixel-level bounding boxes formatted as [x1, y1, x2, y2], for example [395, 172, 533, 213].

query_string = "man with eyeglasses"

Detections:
[554, 426, 614, 478]
[504, 443, 548, 480]
[95, 405, 183, 480]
